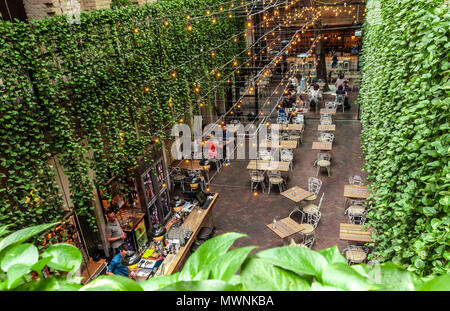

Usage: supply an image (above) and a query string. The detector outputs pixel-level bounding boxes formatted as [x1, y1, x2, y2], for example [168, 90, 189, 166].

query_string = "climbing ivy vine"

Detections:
[359, 0, 449, 276]
[0, 0, 245, 232]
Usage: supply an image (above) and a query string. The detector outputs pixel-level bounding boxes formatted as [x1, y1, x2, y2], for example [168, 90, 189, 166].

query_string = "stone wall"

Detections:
[23, 0, 112, 20]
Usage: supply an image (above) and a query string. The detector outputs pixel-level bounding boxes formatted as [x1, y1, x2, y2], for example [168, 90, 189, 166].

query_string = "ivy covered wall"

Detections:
[0, 0, 245, 231]
[359, 0, 449, 276]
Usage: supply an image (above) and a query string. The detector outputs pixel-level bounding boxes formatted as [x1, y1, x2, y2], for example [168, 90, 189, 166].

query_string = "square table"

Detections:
[281, 186, 314, 203]
[320, 108, 336, 115]
[246, 160, 290, 172]
[339, 223, 373, 242]
[312, 142, 332, 151]
[344, 185, 370, 199]
[260, 140, 298, 149]
[269, 124, 304, 132]
[318, 124, 336, 132]
[266, 217, 306, 239]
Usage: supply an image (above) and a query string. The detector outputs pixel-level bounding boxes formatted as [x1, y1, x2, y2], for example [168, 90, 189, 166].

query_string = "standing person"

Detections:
[335, 74, 345, 90]
[297, 75, 306, 95]
[331, 51, 338, 68]
[281, 51, 288, 75]
[105, 209, 126, 255]
[106, 243, 136, 279]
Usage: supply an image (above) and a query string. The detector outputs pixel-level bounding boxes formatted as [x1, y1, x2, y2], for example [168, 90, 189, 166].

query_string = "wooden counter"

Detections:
[164, 193, 219, 275]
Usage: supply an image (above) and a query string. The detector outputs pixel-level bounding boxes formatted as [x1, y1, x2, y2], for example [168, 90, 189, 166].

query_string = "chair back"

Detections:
[289, 208, 305, 224]
[317, 193, 325, 210]
[336, 94, 345, 103]
[349, 175, 364, 185]
[325, 102, 336, 109]
[317, 152, 331, 162]
[171, 167, 183, 176]
[250, 170, 263, 178]
[308, 210, 322, 228]
[268, 170, 281, 178]
[308, 177, 322, 195]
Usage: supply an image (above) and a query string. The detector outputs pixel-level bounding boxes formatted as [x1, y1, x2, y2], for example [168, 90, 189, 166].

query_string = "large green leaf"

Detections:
[321, 263, 369, 291]
[0, 225, 11, 238]
[179, 232, 247, 280]
[417, 273, 450, 291]
[7, 263, 30, 289]
[1, 243, 39, 272]
[240, 257, 310, 291]
[80, 275, 143, 291]
[157, 280, 239, 291]
[366, 263, 422, 291]
[256, 246, 328, 278]
[317, 246, 348, 265]
[41, 243, 82, 274]
[140, 273, 180, 291]
[195, 246, 257, 281]
[0, 222, 58, 253]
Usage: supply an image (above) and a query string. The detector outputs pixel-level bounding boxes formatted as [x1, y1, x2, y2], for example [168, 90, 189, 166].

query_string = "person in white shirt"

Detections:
[290, 76, 298, 88]
[309, 84, 322, 109]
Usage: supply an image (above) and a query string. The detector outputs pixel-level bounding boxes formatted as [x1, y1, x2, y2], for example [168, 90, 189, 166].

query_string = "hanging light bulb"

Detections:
[164, 20, 169, 27]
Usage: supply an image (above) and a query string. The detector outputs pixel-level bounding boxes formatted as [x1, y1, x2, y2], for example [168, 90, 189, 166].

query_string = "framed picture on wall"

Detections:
[155, 159, 168, 193]
[141, 167, 156, 208]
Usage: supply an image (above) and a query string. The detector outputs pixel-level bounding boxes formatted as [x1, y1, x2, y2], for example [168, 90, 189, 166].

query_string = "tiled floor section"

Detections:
[205, 85, 366, 253]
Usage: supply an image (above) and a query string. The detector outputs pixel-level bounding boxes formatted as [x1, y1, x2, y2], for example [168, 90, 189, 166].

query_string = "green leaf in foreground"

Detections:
[1, 243, 39, 272]
[321, 263, 369, 291]
[240, 257, 310, 291]
[41, 243, 82, 274]
[80, 275, 143, 291]
[0, 223, 58, 253]
[140, 273, 180, 291]
[417, 273, 450, 291]
[156, 280, 239, 291]
[179, 232, 247, 281]
[256, 245, 328, 278]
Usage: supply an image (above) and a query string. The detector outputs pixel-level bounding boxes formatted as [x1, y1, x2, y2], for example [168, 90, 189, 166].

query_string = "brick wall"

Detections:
[23, 0, 113, 20]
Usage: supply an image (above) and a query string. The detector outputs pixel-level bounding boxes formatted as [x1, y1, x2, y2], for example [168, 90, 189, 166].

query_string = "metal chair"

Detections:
[343, 245, 369, 265]
[345, 198, 366, 214]
[318, 132, 335, 143]
[335, 94, 345, 112]
[320, 114, 333, 125]
[305, 177, 322, 202]
[348, 206, 367, 225]
[325, 101, 337, 109]
[349, 175, 364, 185]
[170, 167, 186, 191]
[292, 114, 304, 124]
[267, 171, 284, 194]
[288, 208, 315, 248]
[280, 149, 293, 171]
[316, 152, 331, 177]
[249, 170, 265, 193]
[306, 209, 322, 228]
[303, 192, 325, 218]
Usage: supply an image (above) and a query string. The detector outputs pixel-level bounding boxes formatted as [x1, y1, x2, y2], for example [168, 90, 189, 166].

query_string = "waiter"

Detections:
[105, 209, 126, 254]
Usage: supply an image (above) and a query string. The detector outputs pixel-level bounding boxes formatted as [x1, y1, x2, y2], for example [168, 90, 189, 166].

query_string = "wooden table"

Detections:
[247, 160, 290, 172]
[269, 124, 304, 132]
[266, 217, 307, 239]
[281, 186, 314, 203]
[312, 142, 332, 151]
[171, 160, 210, 171]
[344, 185, 370, 199]
[320, 108, 337, 115]
[164, 193, 218, 275]
[260, 140, 298, 149]
[318, 124, 336, 132]
[340, 223, 373, 242]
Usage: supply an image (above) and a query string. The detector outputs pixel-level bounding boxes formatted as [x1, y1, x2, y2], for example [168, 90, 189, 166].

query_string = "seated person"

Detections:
[282, 94, 295, 109]
[294, 95, 306, 109]
[106, 243, 136, 279]
[343, 80, 351, 93]
[309, 84, 322, 108]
